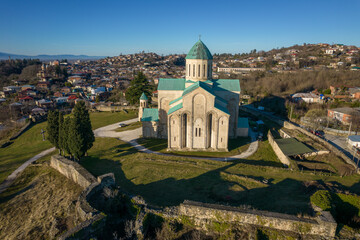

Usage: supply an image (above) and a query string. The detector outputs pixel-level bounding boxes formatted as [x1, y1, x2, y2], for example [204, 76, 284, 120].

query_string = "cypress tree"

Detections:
[62, 117, 72, 157]
[125, 71, 152, 105]
[47, 110, 60, 149]
[58, 112, 65, 155]
[68, 101, 95, 160]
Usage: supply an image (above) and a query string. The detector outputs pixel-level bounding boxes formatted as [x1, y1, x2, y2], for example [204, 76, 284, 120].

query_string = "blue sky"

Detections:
[1, 0, 359, 56]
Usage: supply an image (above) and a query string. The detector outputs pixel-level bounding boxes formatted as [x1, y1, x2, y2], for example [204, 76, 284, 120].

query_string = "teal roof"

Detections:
[182, 81, 214, 97]
[158, 78, 185, 91]
[169, 96, 182, 105]
[140, 92, 148, 100]
[212, 79, 241, 92]
[185, 40, 213, 60]
[214, 103, 230, 115]
[141, 108, 159, 122]
[168, 103, 183, 115]
[238, 117, 249, 128]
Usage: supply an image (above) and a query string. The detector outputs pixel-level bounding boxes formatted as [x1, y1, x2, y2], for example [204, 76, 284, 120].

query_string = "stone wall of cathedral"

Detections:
[167, 88, 230, 151]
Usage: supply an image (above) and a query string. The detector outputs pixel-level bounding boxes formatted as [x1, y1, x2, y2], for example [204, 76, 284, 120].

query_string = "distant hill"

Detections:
[0, 52, 104, 61]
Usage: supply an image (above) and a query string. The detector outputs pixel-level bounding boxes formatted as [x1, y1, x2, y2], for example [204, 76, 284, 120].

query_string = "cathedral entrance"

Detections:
[207, 114, 213, 148]
[182, 113, 187, 148]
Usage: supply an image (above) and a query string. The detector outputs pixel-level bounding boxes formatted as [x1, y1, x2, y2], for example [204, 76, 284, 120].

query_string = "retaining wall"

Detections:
[50, 155, 96, 189]
[267, 131, 292, 167]
[300, 117, 358, 136]
[242, 106, 358, 171]
[180, 200, 337, 238]
[283, 121, 358, 169]
[50, 155, 114, 239]
[95, 105, 137, 112]
[9, 121, 32, 140]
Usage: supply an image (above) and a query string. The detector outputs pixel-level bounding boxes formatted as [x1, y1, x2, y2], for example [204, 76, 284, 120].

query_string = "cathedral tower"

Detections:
[185, 39, 213, 82]
[138, 92, 148, 121]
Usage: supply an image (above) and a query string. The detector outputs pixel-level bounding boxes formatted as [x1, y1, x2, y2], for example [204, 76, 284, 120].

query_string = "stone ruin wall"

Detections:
[267, 131, 292, 167]
[179, 200, 337, 238]
[50, 155, 112, 240]
[50, 155, 338, 239]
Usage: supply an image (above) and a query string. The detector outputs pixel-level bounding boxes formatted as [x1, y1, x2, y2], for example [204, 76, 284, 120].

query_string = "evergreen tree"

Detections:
[58, 112, 66, 155]
[125, 71, 152, 105]
[68, 101, 95, 160]
[62, 117, 72, 156]
[47, 110, 60, 149]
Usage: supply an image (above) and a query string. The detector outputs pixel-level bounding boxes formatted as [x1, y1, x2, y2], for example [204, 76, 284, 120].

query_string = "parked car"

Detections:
[119, 123, 127, 127]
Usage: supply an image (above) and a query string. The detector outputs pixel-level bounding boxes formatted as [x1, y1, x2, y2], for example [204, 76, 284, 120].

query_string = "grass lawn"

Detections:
[90, 110, 138, 130]
[115, 121, 142, 132]
[0, 111, 137, 184]
[80, 137, 360, 216]
[137, 137, 254, 158]
[0, 122, 53, 184]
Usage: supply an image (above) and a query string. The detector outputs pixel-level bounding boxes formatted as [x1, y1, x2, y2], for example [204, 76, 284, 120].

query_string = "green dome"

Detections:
[185, 40, 213, 60]
[140, 92, 148, 100]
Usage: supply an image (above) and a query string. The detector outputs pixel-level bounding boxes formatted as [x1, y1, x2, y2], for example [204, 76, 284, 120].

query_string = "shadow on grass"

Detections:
[0, 183, 35, 204]
[80, 156, 312, 216]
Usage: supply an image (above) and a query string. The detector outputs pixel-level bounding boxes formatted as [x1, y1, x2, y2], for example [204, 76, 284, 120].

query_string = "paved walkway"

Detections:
[0, 118, 259, 193]
[0, 147, 56, 194]
[95, 118, 259, 162]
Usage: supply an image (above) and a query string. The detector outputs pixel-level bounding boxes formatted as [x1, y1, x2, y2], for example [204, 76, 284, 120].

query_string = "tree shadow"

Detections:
[80, 158, 312, 216]
[251, 95, 288, 119]
[0, 183, 35, 204]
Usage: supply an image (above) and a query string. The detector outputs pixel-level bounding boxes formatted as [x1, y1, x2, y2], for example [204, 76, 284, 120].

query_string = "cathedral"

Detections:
[139, 40, 248, 151]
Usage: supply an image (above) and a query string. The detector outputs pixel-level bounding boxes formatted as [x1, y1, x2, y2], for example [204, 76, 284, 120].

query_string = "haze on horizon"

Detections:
[1, 0, 359, 57]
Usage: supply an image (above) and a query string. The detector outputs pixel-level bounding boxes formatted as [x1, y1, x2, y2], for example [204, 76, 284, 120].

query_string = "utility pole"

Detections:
[326, 116, 329, 129]
[348, 122, 352, 137]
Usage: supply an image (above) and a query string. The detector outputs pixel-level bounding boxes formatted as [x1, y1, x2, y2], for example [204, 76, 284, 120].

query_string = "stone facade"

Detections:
[140, 40, 247, 151]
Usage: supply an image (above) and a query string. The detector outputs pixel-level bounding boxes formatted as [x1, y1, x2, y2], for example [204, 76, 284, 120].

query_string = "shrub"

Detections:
[310, 190, 332, 211]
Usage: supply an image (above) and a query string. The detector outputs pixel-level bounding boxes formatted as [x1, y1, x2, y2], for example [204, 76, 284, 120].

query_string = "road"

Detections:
[324, 133, 360, 167]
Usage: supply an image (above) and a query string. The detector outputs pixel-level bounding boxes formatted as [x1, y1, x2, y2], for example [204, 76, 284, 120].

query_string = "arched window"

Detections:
[193, 64, 195, 77]
[188, 64, 190, 76]
[198, 64, 200, 77]
[203, 64, 206, 77]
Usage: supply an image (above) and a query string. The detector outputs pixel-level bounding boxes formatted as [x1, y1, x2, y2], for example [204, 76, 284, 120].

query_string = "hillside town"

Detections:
[1, 43, 359, 126]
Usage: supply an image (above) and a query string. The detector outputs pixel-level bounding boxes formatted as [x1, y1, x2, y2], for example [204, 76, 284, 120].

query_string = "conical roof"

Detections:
[185, 40, 213, 60]
[140, 92, 148, 100]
